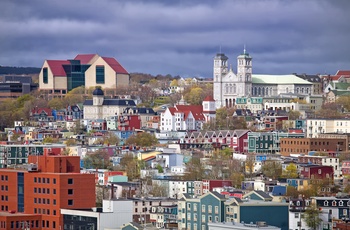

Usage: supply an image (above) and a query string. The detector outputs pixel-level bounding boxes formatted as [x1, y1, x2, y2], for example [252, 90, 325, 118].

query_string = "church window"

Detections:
[296, 88, 299, 93]
[301, 88, 304, 94]
[262, 88, 265, 96]
[233, 84, 236, 94]
[254, 87, 257, 96]
[306, 88, 309, 94]
[265, 87, 268, 96]
[225, 84, 228, 94]
[258, 87, 261, 96]
[229, 84, 233, 93]
[270, 88, 272, 95]
[286, 87, 289, 93]
[246, 74, 249, 81]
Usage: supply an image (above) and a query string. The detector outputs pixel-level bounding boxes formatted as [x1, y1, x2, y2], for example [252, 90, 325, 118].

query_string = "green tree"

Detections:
[285, 185, 299, 198]
[83, 149, 111, 169]
[303, 204, 322, 230]
[336, 95, 350, 112]
[125, 132, 158, 147]
[244, 154, 255, 180]
[42, 136, 58, 144]
[156, 164, 164, 173]
[261, 160, 282, 179]
[65, 139, 77, 146]
[65, 86, 86, 105]
[118, 153, 142, 181]
[48, 98, 65, 110]
[184, 87, 204, 105]
[170, 79, 178, 87]
[282, 163, 298, 178]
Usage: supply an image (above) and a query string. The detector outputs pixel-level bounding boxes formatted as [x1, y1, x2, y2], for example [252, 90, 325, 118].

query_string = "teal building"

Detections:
[248, 131, 305, 154]
[179, 190, 289, 230]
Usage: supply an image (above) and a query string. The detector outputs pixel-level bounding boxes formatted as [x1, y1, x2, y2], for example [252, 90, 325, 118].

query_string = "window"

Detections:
[68, 200, 73, 205]
[53, 189, 56, 194]
[202, 215, 205, 222]
[96, 66, 105, 84]
[68, 189, 73, 195]
[68, 178, 73, 184]
[53, 178, 56, 184]
[53, 199, 56, 205]
[43, 68, 48, 84]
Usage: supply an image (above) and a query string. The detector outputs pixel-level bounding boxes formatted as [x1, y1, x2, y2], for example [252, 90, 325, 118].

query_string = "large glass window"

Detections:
[43, 68, 48, 84]
[96, 66, 105, 84]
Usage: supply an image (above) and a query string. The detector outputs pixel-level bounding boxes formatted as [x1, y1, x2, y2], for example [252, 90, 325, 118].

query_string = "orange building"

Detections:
[0, 154, 95, 229]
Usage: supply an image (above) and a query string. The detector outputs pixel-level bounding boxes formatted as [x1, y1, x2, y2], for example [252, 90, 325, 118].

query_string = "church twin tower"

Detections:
[213, 49, 253, 109]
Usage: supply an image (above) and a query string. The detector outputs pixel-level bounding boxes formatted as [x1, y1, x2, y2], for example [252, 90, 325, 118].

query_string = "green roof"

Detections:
[252, 74, 312, 85]
[334, 82, 350, 90]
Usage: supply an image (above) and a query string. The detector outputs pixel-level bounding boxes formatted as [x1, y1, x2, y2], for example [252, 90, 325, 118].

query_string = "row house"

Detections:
[149, 205, 178, 229]
[247, 132, 304, 154]
[182, 130, 250, 153]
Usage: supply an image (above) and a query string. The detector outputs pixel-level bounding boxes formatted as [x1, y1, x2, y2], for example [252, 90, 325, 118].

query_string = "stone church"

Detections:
[213, 49, 312, 109]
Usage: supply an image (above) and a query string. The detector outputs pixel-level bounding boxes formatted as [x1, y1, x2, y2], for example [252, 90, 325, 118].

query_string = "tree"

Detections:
[48, 98, 65, 110]
[303, 204, 322, 230]
[149, 183, 167, 197]
[184, 156, 205, 181]
[336, 95, 350, 112]
[83, 149, 112, 169]
[65, 139, 77, 146]
[156, 164, 164, 173]
[244, 154, 255, 180]
[261, 160, 282, 179]
[118, 153, 142, 181]
[125, 132, 158, 147]
[65, 86, 86, 105]
[170, 79, 178, 87]
[184, 87, 204, 105]
[103, 132, 120, 146]
[285, 185, 299, 198]
[315, 102, 343, 118]
[282, 163, 298, 178]
[42, 136, 58, 144]
[288, 110, 301, 120]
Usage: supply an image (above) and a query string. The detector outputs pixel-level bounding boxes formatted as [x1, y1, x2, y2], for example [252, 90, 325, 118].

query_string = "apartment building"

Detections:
[0, 154, 95, 229]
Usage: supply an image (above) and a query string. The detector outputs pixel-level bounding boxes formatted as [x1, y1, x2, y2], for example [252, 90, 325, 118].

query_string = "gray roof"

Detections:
[83, 99, 136, 106]
[252, 74, 313, 85]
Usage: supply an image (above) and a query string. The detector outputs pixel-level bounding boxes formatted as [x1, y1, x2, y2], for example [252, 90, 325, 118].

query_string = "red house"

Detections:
[299, 165, 334, 181]
[202, 179, 232, 194]
[118, 114, 141, 131]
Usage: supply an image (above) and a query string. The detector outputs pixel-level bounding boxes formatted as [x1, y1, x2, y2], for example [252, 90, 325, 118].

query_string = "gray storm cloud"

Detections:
[0, 0, 349, 77]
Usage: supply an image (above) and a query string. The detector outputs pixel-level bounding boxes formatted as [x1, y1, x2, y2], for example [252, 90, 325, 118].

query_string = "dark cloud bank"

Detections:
[0, 0, 349, 77]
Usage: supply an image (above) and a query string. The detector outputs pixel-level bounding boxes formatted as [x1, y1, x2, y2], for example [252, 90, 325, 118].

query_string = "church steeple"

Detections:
[237, 47, 253, 96]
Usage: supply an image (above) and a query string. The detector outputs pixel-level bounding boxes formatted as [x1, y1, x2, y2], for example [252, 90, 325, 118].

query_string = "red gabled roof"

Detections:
[46, 60, 70, 77]
[203, 95, 215, 102]
[168, 107, 177, 115]
[31, 108, 53, 116]
[336, 70, 350, 76]
[175, 105, 205, 120]
[74, 54, 97, 64]
[102, 57, 128, 74]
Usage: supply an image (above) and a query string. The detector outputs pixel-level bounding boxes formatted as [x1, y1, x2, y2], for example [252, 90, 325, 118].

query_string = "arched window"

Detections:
[254, 87, 257, 96]
[296, 88, 299, 94]
[229, 84, 233, 93]
[270, 87, 272, 96]
[258, 87, 261, 96]
[246, 74, 249, 81]
[233, 84, 237, 94]
[262, 88, 265, 96]
[301, 88, 304, 94]
[286, 87, 289, 93]
[225, 84, 229, 94]
[306, 88, 309, 94]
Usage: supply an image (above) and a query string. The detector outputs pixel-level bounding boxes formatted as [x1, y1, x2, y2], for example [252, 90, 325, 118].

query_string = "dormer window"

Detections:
[324, 201, 329, 206]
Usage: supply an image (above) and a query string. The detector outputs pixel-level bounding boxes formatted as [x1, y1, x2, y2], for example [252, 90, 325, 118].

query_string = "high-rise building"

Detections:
[0, 154, 95, 229]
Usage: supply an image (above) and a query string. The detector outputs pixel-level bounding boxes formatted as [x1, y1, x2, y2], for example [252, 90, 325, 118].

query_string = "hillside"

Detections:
[0, 66, 41, 75]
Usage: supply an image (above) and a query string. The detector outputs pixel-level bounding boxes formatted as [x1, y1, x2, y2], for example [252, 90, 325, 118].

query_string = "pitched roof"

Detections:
[203, 95, 215, 102]
[102, 57, 128, 74]
[175, 105, 205, 120]
[83, 99, 136, 106]
[252, 74, 312, 85]
[74, 54, 97, 64]
[46, 60, 70, 76]
[336, 70, 350, 76]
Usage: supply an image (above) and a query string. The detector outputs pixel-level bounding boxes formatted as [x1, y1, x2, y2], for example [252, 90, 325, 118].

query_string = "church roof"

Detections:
[252, 74, 312, 85]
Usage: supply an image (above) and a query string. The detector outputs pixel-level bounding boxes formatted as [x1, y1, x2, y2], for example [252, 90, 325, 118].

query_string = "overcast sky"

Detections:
[1, 0, 349, 77]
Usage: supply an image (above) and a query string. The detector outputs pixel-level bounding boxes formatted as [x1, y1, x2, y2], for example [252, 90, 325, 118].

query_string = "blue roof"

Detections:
[83, 99, 136, 106]
[272, 186, 286, 196]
